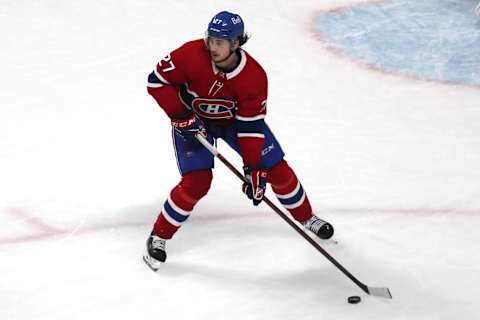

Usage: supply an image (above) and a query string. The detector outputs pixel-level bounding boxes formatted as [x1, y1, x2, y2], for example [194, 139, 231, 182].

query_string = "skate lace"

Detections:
[303, 216, 326, 234]
[151, 236, 166, 250]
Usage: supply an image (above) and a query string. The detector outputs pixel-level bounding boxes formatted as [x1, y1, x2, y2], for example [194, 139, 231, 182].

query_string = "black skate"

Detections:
[303, 215, 334, 240]
[143, 233, 167, 271]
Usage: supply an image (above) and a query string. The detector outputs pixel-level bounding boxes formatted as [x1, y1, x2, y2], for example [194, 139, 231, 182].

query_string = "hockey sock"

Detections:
[267, 160, 313, 223]
[153, 170, 212, 239]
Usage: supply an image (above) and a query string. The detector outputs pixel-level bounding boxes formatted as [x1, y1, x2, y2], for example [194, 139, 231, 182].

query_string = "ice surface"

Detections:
[1, 1, 480, 319]
[315, 0, 480, 86]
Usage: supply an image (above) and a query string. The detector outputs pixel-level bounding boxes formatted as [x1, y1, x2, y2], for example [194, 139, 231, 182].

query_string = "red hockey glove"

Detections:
[242, 166, 267, 206]
[171, 113, 206, 146]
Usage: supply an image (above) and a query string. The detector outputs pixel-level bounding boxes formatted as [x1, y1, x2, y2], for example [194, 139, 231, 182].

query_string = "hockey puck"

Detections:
[347, 296, 361, 304]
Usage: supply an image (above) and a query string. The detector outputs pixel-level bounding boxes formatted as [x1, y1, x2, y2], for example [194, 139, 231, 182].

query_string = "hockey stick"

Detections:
[195, 133, 392, 299]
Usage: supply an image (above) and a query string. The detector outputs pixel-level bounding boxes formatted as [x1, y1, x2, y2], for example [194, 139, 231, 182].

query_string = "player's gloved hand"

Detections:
[171, 113, 206, 146]
[242, 166, 267, 206]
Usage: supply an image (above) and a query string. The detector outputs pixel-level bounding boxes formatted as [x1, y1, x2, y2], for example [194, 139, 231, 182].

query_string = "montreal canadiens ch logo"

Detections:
[192, 98, 236, 120]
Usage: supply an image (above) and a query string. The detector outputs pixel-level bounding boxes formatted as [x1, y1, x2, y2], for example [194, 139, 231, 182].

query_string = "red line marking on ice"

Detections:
[0, 209, 269, 246]
[7, 208, 66, 234]
[1, 207, 478, 246]
[316, 208, 480, 215]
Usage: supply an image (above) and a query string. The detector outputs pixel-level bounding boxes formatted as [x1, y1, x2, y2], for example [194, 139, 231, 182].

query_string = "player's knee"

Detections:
[180, 170, 213, 199]
[267, 160, 295, 188]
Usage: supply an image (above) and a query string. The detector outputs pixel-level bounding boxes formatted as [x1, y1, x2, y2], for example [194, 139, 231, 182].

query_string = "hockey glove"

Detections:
[242, 166, 267, 206]
[171, 113, 206, 146]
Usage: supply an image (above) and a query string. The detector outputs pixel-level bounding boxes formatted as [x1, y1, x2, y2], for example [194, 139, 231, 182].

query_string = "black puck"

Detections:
[347, 296, 361, 304]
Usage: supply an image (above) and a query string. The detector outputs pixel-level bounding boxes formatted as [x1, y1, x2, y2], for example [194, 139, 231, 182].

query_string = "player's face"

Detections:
[207, 37, 233, 62]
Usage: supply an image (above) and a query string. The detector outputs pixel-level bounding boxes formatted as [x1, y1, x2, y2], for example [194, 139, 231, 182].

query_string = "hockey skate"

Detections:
[143, 233, 167, 271]
[302, 215, 334, 240]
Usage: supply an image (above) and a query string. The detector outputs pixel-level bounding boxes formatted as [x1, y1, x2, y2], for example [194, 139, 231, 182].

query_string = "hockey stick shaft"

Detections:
[195, 133, 392, 298]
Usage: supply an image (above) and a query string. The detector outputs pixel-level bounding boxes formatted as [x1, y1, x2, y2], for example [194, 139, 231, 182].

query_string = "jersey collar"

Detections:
[211, 50, 247, 80]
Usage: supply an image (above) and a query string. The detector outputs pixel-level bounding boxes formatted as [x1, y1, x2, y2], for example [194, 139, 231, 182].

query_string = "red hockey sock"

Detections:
[267, 160, 313, 223]
[153, 170, 212, 239]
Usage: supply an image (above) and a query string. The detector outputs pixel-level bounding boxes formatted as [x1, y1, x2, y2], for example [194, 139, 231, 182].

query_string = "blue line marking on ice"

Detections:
[315, 0, 480, 86]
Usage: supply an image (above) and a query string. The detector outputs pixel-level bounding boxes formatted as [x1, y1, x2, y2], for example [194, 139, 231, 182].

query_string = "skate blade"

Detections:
[325, 238, 338, 245]
[143, 253, 163, 272]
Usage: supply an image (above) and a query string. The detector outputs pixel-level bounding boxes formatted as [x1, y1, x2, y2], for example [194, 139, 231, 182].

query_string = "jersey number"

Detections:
[160, 54, 175, 72]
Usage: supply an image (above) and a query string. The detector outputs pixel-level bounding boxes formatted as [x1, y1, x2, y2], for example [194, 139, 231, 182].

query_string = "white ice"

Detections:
[1, 1, 480, 319]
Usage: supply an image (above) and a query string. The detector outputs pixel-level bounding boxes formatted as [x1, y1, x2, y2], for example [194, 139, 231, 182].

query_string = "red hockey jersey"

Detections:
[147, 39, 268, 167]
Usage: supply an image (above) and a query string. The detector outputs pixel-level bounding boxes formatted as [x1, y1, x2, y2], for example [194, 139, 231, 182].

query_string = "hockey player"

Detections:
[143, 11, 334, 270]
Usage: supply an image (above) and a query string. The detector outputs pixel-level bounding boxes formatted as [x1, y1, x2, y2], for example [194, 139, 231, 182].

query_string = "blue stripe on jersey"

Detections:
[277, 184, 305, 206]
[236, 118, 264, 134]
[148, 71, 167, 85]
[178, 84, 195, 109]
[163, 200, 189, 224]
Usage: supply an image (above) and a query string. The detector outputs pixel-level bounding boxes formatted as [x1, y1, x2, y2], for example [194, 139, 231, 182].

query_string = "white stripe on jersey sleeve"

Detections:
[147, 82, 164, 88]
[154, 67, 171, 85]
